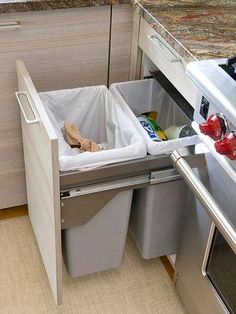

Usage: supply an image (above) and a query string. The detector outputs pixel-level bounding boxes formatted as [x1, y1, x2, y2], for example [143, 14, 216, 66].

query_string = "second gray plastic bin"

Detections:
[130, 182, 187, 259]
[110, 78, 195, 259]
[62, 190, 133, 277]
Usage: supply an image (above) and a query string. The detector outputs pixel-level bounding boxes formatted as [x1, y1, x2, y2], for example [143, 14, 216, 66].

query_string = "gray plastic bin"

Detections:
[62, 190, 133, 277]
[130, 182, 187, 259]
[110, 79, 196, 259]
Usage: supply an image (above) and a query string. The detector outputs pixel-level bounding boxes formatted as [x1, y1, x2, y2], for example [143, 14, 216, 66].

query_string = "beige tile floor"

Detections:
[0, 216, 185, 314]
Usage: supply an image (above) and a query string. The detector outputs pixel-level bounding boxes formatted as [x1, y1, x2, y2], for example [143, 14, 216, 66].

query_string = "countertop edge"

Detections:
[131, 0, 197, 63]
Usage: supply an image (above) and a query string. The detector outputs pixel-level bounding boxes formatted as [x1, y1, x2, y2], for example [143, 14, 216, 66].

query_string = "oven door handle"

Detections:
[171, 150, 236, 254]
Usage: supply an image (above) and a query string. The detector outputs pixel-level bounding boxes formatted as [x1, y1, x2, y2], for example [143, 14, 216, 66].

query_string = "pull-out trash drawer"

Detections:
[16, 59, 197, 304]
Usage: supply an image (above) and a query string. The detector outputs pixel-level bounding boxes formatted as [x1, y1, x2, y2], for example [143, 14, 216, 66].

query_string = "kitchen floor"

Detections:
[0, 212, 185, 314]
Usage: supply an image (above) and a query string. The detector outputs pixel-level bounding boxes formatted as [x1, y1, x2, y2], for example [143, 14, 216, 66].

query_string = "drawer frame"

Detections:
[138, 18, 198, 108]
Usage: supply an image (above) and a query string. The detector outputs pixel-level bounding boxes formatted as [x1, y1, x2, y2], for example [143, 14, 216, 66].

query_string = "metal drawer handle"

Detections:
[171, 150, 236, 254]
[16, 91, 39, 125]
[0, 21, 21, 30]
[149, 34, 182, 63]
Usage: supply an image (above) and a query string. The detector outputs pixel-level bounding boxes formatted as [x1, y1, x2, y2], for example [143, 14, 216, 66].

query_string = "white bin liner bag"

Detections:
[110, 79, 199, 156]
[39, 86, 146, 171]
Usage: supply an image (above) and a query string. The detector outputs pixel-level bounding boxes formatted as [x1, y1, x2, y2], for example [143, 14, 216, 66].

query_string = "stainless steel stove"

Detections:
[189, 56, 236, 178]
[171, 55, 236, 314]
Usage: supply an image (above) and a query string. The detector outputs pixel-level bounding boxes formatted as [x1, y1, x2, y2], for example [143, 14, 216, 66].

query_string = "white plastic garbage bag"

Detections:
[110, 79, 199, 155]
[39, 85, 147, 171]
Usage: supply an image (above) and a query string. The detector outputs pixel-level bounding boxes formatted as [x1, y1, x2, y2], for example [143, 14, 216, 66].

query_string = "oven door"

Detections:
[203, 224, 236, 314]
[171, 149, 236, 314]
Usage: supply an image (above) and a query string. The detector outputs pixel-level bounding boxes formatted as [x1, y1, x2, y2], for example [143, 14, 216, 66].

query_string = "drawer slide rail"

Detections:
[60, 168, 181, 229]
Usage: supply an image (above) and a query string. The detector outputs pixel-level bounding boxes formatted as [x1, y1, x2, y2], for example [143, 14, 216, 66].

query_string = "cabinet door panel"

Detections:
[0, 6, 110, 209]
[0, 7, 110, 53]
[16, 60, 62, 305]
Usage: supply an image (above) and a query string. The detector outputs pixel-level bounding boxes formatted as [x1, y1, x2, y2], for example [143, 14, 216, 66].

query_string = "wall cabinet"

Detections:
[0, 5, 132, 209]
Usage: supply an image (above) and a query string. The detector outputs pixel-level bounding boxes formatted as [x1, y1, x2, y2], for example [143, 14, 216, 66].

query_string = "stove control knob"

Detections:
[199, 113, 226, 141]
[215, 132, 236, 160]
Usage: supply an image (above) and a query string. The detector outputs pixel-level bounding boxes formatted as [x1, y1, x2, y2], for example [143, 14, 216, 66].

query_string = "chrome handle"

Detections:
[171, 150, 236, 254]
[0, 22, 21, 30]
[149, 34, 182, 63]
[16, 91, 39, 125]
